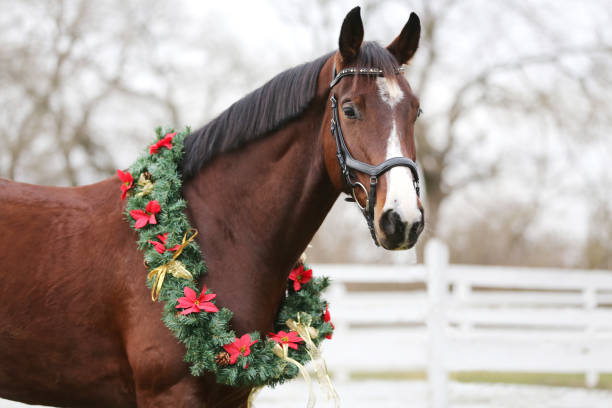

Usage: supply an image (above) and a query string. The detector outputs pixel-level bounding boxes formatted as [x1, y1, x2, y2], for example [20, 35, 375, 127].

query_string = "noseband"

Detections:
[329, 65, 420, 246]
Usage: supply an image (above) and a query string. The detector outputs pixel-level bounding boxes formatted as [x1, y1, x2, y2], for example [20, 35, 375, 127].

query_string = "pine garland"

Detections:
[121, 127, 334, 387]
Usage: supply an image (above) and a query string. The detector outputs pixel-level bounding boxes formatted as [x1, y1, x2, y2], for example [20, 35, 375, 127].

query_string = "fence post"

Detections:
[583, 286, 599, 388]
[426, 239, 449, 408]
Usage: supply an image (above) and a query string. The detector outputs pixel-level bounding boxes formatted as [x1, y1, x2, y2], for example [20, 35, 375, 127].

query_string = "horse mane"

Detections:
[181, 42, 399, 178]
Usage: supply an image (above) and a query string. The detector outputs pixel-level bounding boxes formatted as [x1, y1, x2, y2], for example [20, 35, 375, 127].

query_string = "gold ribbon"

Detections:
[273, 343, 316, 408]
[135, 173, 154, 197]
[246, 386, 262, 408]
[286, 313, 340, 408]
[146, 228, 198, 301]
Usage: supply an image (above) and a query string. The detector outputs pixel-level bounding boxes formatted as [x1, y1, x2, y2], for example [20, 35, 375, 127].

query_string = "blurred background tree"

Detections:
[1, 0, 611, 269]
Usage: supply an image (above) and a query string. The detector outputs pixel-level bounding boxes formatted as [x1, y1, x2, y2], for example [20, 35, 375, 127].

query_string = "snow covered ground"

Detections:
[254, 380, 612, 408]
[2, 380, 611, 407]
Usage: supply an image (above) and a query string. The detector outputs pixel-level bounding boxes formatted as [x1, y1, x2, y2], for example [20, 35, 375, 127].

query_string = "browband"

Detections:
[330, 64, 405, 89]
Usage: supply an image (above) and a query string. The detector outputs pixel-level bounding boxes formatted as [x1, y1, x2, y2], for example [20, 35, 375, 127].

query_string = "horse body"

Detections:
[0, 7, 423, 407]
[0, 61, 338, 407]
[0, 179, 137, 406]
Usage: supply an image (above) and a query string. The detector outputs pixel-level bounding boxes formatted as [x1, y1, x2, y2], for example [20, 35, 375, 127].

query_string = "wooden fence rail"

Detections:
[315, 239, 612, 408]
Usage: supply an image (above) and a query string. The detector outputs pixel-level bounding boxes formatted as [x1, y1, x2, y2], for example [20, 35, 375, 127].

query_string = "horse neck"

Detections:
[182, 101, 338, 334]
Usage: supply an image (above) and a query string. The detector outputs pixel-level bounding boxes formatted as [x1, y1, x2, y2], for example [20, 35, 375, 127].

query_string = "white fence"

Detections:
[316, 239, 612, 408]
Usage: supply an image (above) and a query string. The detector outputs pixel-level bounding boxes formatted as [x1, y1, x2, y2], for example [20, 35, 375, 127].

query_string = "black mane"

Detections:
[181, 42, 399, 178]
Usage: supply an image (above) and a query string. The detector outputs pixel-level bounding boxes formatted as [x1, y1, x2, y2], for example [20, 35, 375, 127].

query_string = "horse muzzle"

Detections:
[378, 207, 424, 250]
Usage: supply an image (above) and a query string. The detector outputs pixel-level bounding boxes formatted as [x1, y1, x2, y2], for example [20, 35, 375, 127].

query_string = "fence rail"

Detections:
[315, 239, 612, 408]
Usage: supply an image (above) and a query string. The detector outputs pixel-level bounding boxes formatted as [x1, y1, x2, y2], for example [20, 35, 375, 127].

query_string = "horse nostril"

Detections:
[380, 210, 405, 239]
[408, 217, 424, 243]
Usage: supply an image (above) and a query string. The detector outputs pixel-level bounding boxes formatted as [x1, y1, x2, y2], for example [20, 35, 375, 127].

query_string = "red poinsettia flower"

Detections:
[129, 200, 161, 229]
[175, 286, 219, 315]
[288, 265, 312, 291]
[149, 131, 177, 154]
[268, 330, 304, 350]
[116, 169, 133, 200]
[323, 303, 335, 339]
[223, 334, 259, 365]
[149, 239, 166, 254]
[148, 233, 181, 254]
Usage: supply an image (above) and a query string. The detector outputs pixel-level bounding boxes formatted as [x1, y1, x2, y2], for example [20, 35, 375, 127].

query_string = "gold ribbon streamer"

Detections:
[287, 313, 340, 407]
[246, 386, 262, 408]
[146, 228, 198, 301]
[135, 173, 154, 197]
[273, 343, 316, 408]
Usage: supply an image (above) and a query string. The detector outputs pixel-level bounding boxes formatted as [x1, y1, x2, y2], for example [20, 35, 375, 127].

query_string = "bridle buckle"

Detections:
[350, 182, 369, 211]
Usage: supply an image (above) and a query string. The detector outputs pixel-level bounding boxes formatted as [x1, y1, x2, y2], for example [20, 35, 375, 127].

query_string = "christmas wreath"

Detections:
[118, 128, 335, 389]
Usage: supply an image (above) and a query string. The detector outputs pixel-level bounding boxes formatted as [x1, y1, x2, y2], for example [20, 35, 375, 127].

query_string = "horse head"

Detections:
[324, 7, 424, 250]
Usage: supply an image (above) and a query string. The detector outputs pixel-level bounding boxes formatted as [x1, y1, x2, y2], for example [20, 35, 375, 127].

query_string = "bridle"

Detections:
[329, 64, 420, 246]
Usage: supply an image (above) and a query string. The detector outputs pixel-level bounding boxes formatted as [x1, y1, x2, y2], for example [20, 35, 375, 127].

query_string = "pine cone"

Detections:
[142, 171, 152, 180]
[215, 351, 231, 367]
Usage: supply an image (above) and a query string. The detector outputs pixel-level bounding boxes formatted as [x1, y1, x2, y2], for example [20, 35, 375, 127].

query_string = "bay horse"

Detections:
[0, 7, 423, 408]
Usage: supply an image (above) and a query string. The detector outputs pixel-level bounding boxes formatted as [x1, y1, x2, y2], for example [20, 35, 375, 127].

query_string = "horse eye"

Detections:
[343, 106, 357, 119]
[416, 107, 423, 120]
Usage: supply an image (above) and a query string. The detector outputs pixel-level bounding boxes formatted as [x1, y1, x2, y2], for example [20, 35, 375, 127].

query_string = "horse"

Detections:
[0, 7, 423, 407]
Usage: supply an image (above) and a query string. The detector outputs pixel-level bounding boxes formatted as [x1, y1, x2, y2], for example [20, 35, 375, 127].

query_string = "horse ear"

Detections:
[338, 7, 364, 63]
[386, 12, 421, 65]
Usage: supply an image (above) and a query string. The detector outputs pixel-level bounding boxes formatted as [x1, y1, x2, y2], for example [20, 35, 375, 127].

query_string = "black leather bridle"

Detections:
[329, 64, 420, 246]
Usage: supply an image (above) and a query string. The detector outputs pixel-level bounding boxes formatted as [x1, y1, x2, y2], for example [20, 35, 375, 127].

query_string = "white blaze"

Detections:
[376, 77, 404, 109]
[382, 121, 421, 226]
[376, 77, 421, 229]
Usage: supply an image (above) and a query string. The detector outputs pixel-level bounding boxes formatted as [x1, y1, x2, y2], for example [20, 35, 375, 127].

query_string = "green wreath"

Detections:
[118, 127, 334, 387]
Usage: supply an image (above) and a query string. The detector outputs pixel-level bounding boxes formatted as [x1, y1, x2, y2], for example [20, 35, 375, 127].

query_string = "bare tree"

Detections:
[0, 0, 181, 184]
[0, 0, 271, 186]
[408, 1, 612, 260]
